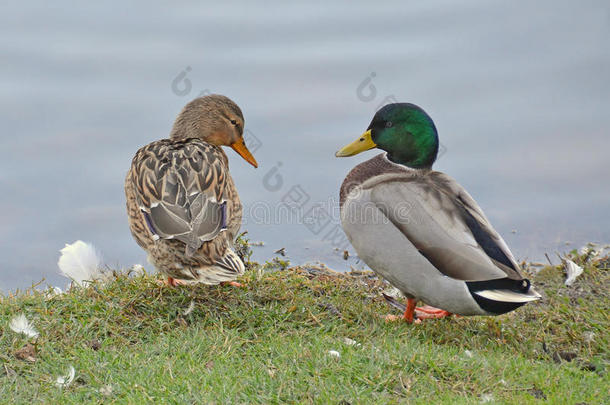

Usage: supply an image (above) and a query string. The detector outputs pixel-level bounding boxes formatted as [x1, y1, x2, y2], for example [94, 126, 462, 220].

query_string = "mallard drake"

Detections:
[336, 103, 540, 322]
[125, 95, 257, 286]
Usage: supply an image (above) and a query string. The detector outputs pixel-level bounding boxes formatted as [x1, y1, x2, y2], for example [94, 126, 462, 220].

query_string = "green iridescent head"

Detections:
[336, 103, 439, 169]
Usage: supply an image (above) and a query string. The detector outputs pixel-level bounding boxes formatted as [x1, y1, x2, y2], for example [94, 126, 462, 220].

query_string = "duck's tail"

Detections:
[472, 288, 541, 303]
[172, 247, 245, 285]
[467, 278, 541, 315]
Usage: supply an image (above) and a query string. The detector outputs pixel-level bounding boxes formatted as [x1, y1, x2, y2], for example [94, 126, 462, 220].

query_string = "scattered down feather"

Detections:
[9, 314, 39, 338]
[55, 366, 75, 388]
[57, 241, 105, 286]
[564, 259, 584, 286]
[45, 286, 63, 299]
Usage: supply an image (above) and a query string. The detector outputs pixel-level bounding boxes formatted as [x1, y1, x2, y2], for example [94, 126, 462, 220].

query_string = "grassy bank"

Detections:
[1, 249, 608, 404]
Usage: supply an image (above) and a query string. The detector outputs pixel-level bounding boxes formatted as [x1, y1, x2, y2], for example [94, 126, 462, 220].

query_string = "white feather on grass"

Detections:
[480, 393, 494, 403]
[129, 264, 146, 277]
[578, 246, 592, 256]
[55, 366, 75, 388]
[99, 384, 113, 396]
[9, 314, 39, 338]
[578, 243, 608, 259]
[58, 241, 105, 286]
[183, 300, 196, 316]
[45, 286, 63, 299]
[564, 259, 584, 286]
[343, 337, 361, 347]
[327, 350, 341, 359]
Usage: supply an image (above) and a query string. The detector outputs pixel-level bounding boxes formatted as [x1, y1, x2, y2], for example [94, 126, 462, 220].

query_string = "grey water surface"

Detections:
[1, 0, 609, 291]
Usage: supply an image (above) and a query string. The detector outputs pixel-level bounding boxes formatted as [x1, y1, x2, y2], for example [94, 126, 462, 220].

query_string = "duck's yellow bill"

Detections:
[231, 138, 258, 168]
[335, 130, 377, 157]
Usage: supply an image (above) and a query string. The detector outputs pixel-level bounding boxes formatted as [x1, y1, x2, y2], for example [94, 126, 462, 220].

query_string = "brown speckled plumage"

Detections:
[125, 95, 252, 284]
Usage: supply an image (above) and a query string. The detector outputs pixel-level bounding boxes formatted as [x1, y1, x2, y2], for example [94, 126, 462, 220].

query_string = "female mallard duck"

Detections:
[336, 103, 540, 322]
[125, 95, 257, 286]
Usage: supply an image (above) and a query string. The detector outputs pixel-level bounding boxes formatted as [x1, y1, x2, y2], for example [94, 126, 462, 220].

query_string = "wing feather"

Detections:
[130, 139, 229, 255]
[368, 172, 523, 282]
[429, 172, 522, 279]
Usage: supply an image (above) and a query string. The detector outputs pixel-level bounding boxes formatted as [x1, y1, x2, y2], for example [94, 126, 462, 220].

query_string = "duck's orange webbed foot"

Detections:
[415, 305, 452, 319]
[385, 298, 422, 324]
[221, 281, 244, 288]
[157, 277, 186, 287]
[384, 299, 452, 323]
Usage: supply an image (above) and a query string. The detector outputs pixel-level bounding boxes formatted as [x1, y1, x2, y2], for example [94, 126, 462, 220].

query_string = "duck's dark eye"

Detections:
[359, 138, 365, 142]
[230, 119, 237, 125]
[385, 121, 393, 128]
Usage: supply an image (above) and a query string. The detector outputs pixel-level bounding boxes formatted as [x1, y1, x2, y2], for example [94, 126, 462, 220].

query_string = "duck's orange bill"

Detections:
[231, 138, 258, 168]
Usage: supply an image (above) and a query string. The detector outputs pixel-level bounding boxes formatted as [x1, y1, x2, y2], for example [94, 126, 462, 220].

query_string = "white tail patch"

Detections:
[474, 288, 541, 303]
[57, 241, 105, 286]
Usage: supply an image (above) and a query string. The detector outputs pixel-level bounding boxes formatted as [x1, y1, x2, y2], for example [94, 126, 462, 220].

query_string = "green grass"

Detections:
[1, 251, 608, 404]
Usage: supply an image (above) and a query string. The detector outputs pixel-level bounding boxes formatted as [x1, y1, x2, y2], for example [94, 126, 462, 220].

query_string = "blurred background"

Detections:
[1, 0, 609, 291]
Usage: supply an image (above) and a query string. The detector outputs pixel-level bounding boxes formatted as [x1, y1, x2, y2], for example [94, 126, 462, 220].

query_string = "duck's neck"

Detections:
[384, 135, 438, 169]
[386, 152, 431, 168]
[381, 153, 429, 173]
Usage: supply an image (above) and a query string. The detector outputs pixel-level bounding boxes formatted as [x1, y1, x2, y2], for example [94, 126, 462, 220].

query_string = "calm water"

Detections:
[1, 0, 609, 291]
